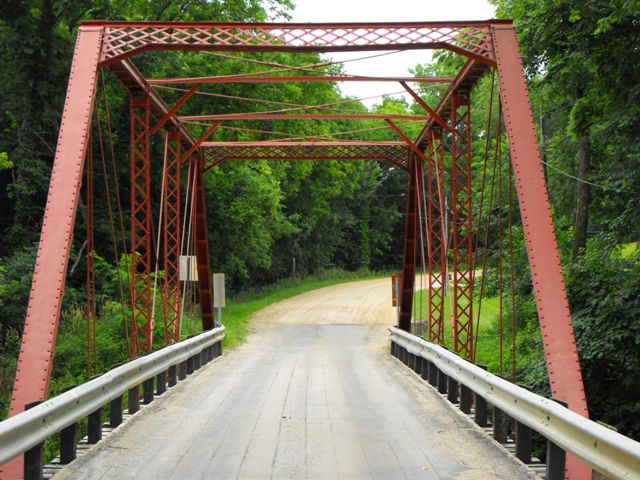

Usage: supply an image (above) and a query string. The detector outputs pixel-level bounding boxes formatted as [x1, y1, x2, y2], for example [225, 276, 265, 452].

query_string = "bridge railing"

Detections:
[389, 326, 640, 480]
[0, 326, 225, 478]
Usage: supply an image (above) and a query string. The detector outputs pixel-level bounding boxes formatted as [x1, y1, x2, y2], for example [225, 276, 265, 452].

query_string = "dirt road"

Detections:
[55, 278, 535, 479]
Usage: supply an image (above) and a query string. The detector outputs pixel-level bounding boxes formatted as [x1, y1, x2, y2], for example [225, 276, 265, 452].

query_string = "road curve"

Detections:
[55, 278, 536, 480]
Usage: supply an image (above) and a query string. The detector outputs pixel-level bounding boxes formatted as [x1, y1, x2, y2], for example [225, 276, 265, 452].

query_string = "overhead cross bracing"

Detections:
[4, 19, 593, 479]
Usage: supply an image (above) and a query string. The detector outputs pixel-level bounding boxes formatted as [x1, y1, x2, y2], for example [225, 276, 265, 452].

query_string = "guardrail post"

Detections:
[60, 420, 77, 464]
[24, 401, 44, 480]
[421, 359, 430, 381]
[194, 352, 202, 370]
[474, 365, 488, 426]
[128, 384, 140, 413]
[460, 383, 472, 414]
[109, 394, 123, 428]
[428, 361, 438, 386]
[168, 365, 178, 386]
[217, 341, 223, 357]
[447, 376, 458, 404]
[515, 419, 532, 464]
[59, 385, 78, 464]
[546, 398, 567, 480]
[186, 355, 195, 374]
[437, 368, 448, 394]
[157, 370, 167, 395]
[88, 406, 103, 444]
[179, 360, 188, 379]
[493, 406, 508, 443]
[143, 377, 154, 404]
[391, 341, 397, 357]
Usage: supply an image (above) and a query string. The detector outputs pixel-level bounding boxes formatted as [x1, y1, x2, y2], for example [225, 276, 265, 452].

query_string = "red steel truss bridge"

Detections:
[2, 19, 639, 480]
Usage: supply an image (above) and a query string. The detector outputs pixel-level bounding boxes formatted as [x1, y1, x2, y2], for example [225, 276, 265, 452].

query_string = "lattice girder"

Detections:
[203, 142, 410, 171]
[130, 97, 153, 357]
[162, 132, 182, 344]
[451, 92, 474, 360]
[427, 130, 447, 345]
[92, 21, 505, 65]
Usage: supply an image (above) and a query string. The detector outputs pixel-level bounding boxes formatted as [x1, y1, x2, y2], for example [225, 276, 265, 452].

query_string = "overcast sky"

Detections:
[286, 0, 496, 105]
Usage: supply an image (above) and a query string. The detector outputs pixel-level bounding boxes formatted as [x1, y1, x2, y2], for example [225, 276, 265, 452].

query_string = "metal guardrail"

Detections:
[0, 326, 225, 468]
[389, 326, 640, 480]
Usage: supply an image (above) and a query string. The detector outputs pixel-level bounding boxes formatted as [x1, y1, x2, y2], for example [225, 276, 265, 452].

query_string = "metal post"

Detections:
[427, 128, 446, 344]
[128, 384, 140, 414]
[23, 401, 44, 480]
[156, 370, 167, 395]
[429, 362, 438, 387]
[493, 406, 508, 443]
[168, 365, 178, 386]
[515, 420, 532, 464]
[130, 95, 153, 357]
[194, 351, 202, 370]
[474, 365, 488, 427]
[187, 356, 195, 374]
[421, 359, 430, 381]
[109, 395, 123, 428]
[192, 155, 215, 330]
[398, 154, 420, 331]
[87, 406, 103, 444]
[179, 360, 188, 379]
[437, 369, 448, 394]
[447, 377, 458, 404]
[451, 91, 474, 360]
[460, 384, 473, 414]
[143, 377, 154, 404]
[162, 131, 182, 344]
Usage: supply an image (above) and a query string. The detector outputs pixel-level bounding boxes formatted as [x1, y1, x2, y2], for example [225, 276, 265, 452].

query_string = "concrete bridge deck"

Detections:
[55, 278, 536, 479]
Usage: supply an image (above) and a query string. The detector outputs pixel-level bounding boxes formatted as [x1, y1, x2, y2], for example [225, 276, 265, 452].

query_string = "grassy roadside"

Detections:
[208, 268, 387, 349]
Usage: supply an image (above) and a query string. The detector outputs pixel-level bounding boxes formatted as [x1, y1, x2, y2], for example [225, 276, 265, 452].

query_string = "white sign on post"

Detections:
[179, 255, 198, 282]
[213, 273, 225, 324]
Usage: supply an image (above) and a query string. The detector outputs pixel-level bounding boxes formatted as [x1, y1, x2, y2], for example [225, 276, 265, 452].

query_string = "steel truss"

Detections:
[451, 92, 474, 360]
[4, 19, 590, 480]
[162, 132, 182, 344]
[426, 129, 446, 345]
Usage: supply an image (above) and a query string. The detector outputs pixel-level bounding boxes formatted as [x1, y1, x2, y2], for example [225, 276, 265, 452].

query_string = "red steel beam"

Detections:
[130, 96, 154, 357]
[180, 121, 221, 162]
[451, 91, 474, 360]
[180, 113, 430, 122]
[492, 24, 590, 479]
[192, 154, 215, 330]
[149, 84, 201, 136]
[162, 132, 182, 344]
[2, 26, 103, 479]
[399, 81, 451, 133]
[427, 129, 447, 345]
[148, 75, 455, 85]
[92, 21, 504, 65]
[201, 141, 406, 147]
[398, 154, 421, 332]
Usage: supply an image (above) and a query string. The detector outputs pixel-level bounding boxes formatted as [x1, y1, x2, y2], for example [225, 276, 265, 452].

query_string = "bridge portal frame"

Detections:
[4, 19, 589, 479]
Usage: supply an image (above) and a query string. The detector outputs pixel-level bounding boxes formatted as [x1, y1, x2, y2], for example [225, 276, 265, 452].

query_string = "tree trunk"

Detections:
[572, 127, 590, 261]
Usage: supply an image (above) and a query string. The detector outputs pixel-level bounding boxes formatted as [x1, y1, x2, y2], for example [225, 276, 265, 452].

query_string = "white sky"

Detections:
[286, 0, 496, 106]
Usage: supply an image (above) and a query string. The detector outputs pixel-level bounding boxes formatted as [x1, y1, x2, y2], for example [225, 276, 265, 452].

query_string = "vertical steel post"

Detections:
[2, 26, 103, 480]
[427, 129, 447, 344]
[398, 154, 420, 331]
[162, 131, 182, 343]
[492, 24, 590, 479]
[451, 91, 474, 360]
[130, 95, 153, 357]
[192, 154, 215, 330]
